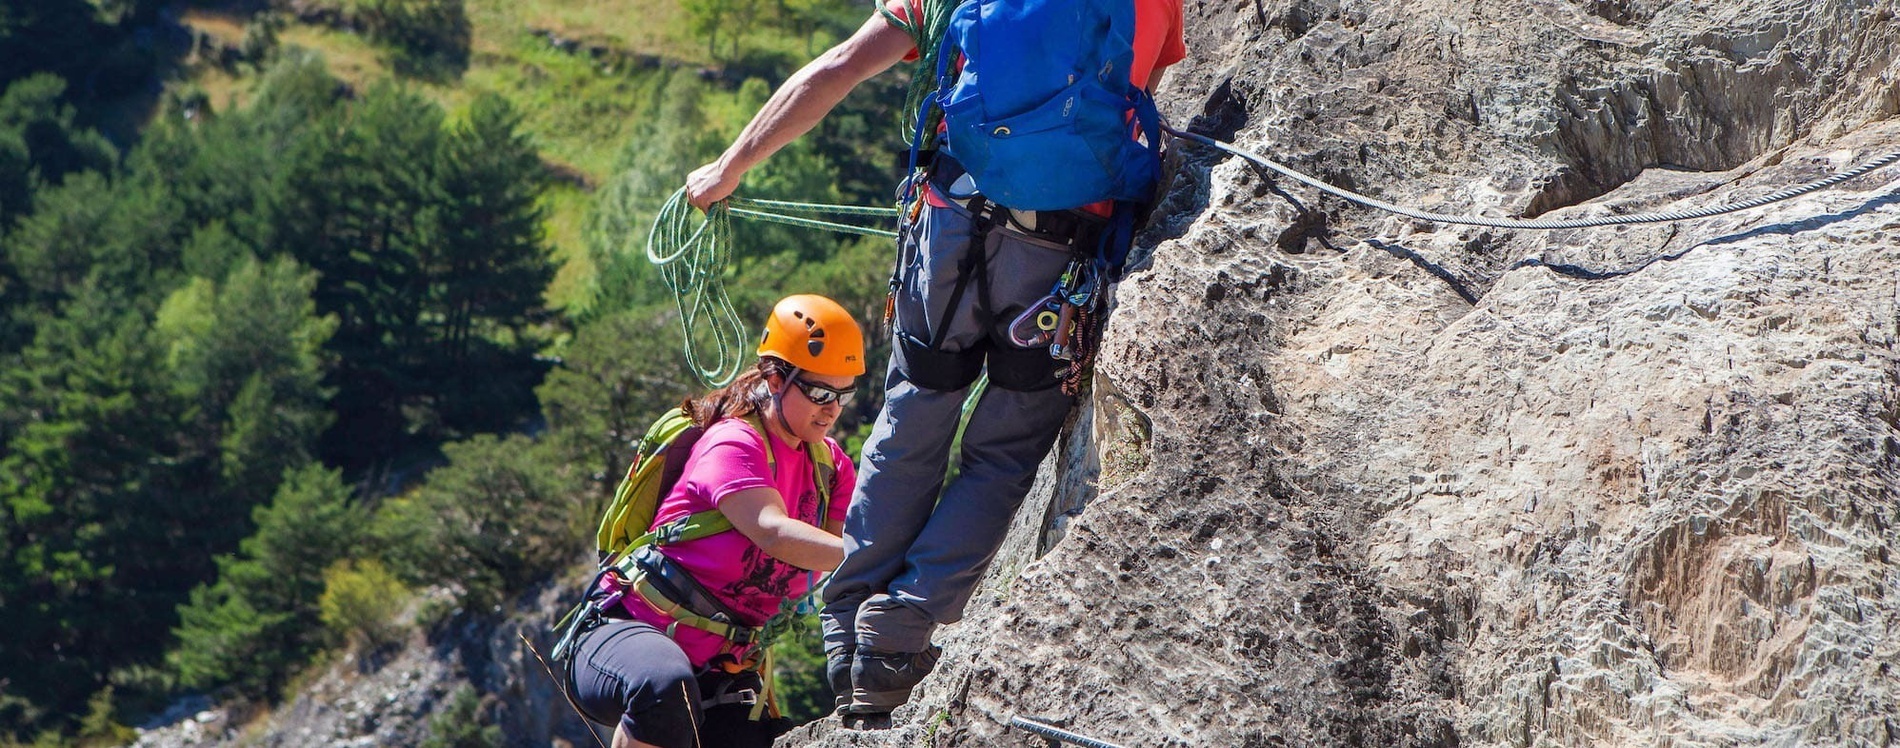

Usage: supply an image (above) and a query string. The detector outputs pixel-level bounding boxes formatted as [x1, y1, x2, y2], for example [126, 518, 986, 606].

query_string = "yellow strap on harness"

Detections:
[629, 571, 760, 648]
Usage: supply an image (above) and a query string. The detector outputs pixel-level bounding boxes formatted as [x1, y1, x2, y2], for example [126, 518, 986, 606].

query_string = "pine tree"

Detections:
[272, 83, 443, 470]
[152, 254, 336, 512]
[535, 306, 693, 501]
[0, 0, 113, 89]
[0, 253, 334, 730]
[122, 116, 278, 258]
[426, 93, 551, 436]
[5, 167, 188, 319]
[0, 75, 115, 194]
[0, 292, 182, 729]
[169, 465, 362, 695]
[373, 434, 573, 606]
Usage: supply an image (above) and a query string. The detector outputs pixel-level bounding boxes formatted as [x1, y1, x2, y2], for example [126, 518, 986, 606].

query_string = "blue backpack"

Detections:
[919, 0, 1164, 212]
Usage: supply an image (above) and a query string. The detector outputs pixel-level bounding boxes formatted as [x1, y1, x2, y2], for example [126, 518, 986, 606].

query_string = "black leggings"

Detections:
[566, 619, 702, 748]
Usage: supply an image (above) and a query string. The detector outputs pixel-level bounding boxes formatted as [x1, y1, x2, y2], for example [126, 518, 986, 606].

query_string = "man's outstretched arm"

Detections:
[685, 13, 915, 210]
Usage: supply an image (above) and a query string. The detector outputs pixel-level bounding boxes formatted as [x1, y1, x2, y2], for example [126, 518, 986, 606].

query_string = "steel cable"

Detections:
[1010, 716, 1127, 748]
[1167, 127, 1900, 230]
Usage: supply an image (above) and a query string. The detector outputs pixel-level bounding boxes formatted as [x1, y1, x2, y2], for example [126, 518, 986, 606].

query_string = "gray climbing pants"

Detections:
[820, 193, 1081, 655]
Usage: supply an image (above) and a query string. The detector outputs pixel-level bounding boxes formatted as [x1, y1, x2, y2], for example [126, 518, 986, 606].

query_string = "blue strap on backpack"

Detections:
[913, 0, 1165, 212]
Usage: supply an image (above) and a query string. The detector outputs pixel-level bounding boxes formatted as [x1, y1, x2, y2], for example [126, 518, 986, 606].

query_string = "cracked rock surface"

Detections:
[793, 0, 1900, 745]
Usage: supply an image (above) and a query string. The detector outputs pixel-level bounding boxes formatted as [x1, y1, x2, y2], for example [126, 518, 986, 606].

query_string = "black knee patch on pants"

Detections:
[566, 620, 702, 748]
[894, 332, 985, 392]
[986, 344, 1062, 392]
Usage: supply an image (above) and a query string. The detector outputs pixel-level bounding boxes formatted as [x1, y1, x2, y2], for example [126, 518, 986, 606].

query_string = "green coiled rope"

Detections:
[643, 0, 948, 387]
[646, 188, 901, 387]
[878, 0, 957, 151]
[728, 197, 901, 237]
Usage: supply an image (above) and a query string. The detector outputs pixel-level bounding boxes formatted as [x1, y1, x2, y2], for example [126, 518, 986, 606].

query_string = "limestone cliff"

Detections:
[798, 0, 1900, 745]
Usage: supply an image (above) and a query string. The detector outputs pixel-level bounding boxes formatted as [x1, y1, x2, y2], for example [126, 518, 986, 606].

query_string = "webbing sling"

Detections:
[921, 194, 990, 351]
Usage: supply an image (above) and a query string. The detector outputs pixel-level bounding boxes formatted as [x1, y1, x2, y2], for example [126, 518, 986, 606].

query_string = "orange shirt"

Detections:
[886, 0, 1186, 92]
[1130, 0, 1188, 90]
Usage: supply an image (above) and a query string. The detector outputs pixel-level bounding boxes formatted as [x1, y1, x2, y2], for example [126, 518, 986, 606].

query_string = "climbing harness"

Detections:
[1011, 715, 1127, 748]
[646, 188, 897, 387]
[1166, 125, 1900, 230]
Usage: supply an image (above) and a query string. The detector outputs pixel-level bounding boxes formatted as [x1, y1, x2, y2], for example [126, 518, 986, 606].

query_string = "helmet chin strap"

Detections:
[768, 368, 803, 447]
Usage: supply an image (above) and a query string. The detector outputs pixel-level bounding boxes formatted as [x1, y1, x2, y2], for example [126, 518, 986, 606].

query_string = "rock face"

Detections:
[794, 0, 1900, 746]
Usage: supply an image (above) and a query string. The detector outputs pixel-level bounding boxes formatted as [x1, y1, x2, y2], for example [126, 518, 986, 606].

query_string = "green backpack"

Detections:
[594, 407, 836, 568]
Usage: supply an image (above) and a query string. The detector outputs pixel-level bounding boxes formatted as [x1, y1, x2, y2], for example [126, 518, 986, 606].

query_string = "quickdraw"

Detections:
[1057, 300, 1102, 396]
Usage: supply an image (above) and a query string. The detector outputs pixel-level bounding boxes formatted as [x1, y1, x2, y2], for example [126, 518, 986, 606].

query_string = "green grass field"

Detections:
[168, 0, 868, 312]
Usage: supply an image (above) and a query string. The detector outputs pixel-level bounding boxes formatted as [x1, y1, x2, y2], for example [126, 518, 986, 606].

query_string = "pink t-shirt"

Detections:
[613, 417, 854, 666]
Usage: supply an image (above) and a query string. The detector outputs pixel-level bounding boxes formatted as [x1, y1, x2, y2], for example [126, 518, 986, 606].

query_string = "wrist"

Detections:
[715, 155, 749, 188]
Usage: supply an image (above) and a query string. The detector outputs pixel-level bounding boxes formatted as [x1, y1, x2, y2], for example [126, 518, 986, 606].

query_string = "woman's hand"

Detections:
[718, 487, 844, 571]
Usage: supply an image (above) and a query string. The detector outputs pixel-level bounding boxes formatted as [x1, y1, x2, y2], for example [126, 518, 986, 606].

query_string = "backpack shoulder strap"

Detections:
[737, 415, 836, 525]
[633, 509, 734, 550]
[807, 438, 837, 527]
[737, 414, 779, 474]
[619, 415, 749, 556]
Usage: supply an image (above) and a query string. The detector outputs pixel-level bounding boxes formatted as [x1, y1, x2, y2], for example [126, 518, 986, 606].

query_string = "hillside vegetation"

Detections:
[0, 0, 907, 743]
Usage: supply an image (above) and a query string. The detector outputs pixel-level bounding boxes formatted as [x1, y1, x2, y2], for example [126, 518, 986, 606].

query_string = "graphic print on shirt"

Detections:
[722, 482, 818, 605]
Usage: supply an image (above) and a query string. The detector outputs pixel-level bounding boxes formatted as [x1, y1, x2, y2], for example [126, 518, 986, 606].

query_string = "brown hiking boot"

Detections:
[846, 645, 942, 715]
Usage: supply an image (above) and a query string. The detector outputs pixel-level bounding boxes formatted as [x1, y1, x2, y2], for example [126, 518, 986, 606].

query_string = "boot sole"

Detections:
[846, 686, 914, 714]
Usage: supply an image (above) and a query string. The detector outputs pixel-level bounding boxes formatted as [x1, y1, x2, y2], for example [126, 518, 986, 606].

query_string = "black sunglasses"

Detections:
[789, 376, 856, 406]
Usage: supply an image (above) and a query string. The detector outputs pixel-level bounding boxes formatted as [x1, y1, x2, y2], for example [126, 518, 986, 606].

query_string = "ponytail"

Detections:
[682, 358, 795, 428]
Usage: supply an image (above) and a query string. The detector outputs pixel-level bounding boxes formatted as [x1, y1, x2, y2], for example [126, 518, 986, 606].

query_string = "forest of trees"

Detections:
[0, 0, 901, 743]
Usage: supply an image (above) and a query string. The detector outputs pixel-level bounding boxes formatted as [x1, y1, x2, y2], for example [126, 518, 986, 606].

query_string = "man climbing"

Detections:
[686, 0, 1187, 720]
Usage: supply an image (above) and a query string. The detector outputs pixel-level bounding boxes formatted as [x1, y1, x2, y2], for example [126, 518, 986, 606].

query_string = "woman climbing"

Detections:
[562, 295, 865, 748]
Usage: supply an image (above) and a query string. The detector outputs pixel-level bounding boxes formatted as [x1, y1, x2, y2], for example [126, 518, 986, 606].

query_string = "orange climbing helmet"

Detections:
[758, 294, 865, 377]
